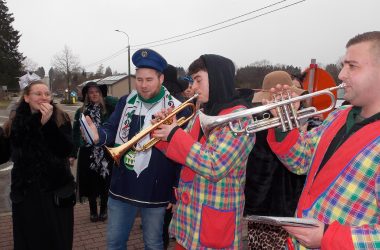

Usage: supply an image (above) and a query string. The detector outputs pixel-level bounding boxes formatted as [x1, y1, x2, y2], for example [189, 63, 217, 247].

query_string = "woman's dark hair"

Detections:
[290, 72, 307, 88]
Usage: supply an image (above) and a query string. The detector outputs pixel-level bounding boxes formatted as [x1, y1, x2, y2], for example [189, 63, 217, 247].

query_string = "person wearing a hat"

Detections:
[244, 71, 307, 249]
[70, 81, 118, 222]
[163, 64, 189, 102]
[83, 48, 187, 250]
[179, 75, 195, 100]
[251, 70, 307, 103]
[151, 54, 255, 249]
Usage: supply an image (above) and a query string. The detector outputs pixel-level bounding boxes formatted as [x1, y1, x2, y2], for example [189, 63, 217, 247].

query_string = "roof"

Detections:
[97, 74, 128, 85]
[78, 74, 133, 88]
[78, 79, 101, 87]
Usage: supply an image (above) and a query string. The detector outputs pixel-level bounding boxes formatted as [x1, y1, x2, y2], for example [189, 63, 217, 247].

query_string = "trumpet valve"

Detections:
[163, 117, 173, 125]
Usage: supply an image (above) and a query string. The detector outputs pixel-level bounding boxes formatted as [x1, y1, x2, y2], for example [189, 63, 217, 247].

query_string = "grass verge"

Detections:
[0, 100, 11, 110]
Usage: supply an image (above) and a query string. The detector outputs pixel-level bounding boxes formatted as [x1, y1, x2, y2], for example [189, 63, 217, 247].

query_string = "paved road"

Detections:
[0, 100, 82, 214]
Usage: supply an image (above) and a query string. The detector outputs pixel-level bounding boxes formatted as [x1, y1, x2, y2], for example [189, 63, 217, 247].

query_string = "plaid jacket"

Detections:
[161, 106, 255, 249]
[268, 106, 380, 250]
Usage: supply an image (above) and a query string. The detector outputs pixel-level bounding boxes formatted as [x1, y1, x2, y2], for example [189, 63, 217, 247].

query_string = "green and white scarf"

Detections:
[115, 86, 181, 177]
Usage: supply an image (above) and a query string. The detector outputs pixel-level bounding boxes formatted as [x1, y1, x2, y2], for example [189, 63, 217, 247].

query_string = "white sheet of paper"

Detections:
[79, 114, 95, 145]
[244, 215, 319, 228]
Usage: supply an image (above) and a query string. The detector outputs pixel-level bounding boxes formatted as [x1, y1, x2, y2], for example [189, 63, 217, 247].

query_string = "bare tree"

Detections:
[250, 59, 271, 67]
[51, 45, 80, 94]
[22, 58, 38, 72]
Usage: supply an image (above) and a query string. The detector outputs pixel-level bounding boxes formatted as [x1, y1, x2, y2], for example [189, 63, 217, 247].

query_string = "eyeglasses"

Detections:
[30, 92, 52, 98]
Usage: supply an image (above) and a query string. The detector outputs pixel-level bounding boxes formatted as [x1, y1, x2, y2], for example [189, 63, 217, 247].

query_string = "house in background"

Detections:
[77, 74, 136, 99]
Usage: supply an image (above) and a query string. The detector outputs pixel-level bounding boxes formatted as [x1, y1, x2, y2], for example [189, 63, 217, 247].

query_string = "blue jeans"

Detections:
[107, 197, 166, 250]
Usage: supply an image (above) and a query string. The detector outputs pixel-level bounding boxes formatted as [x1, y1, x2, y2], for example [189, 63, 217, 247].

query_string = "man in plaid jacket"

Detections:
[268, 31, 380, 249]
[153, 54, 255, 249]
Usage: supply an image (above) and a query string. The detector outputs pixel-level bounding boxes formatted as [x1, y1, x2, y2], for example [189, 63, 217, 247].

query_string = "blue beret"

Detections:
[181, 75, 194, 83]
[132, 48, 168, 73]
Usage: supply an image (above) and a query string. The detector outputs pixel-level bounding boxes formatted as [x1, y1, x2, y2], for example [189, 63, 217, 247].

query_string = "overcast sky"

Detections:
[6, 0, 380, 75]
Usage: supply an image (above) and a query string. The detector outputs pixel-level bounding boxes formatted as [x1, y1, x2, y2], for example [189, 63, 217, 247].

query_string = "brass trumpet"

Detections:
[200, 83, 345, 136]
[106, 94, 198, 165]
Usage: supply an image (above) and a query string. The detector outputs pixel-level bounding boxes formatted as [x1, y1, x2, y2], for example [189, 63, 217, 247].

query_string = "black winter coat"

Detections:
[10, 101, 74, 202]
[244, 109, 306, 217]
[9, 101, 75, 250]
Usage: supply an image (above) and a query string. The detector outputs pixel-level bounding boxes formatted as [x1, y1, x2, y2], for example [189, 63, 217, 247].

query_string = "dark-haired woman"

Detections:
[70, 81, 117, 222]
[3, 80, 75, 250]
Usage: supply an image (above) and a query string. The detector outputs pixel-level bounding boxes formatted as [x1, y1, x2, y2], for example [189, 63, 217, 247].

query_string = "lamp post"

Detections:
[115, 29, 131, 93]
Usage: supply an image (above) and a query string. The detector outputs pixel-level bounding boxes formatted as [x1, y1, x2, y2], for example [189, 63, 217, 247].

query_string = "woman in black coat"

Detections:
[4, 80, 75, 250]
[70, 81, 117, 222]
[244, 71, 307, 249]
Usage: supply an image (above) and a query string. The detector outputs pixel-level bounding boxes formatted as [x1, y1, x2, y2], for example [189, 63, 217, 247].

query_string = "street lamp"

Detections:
[115, 29, 131, 93]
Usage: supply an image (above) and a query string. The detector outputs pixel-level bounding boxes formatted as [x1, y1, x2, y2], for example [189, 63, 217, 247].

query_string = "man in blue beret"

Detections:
[85, 48, 187, 250]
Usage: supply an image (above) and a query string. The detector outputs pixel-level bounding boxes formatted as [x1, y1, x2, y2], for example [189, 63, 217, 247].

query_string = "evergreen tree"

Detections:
[35, 66, 45, 78]
[95, 64, 104, 78]
[105, 66, 112, 77]
[0, 0, 24, 90]
[325, 63, 340, 85]
[48, 67, 54, 91]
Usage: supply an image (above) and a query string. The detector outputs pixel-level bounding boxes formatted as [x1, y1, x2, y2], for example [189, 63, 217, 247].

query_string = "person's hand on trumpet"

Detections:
[151, 107, 177, 141]
[262, 84, 301, 117]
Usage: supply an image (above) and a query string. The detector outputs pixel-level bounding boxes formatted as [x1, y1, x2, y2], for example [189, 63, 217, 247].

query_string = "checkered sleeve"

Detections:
[267, 117, 327, 175]
[184, 116, 255, 182]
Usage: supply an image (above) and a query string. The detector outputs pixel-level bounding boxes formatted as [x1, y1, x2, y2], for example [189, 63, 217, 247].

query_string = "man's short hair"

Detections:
[188, 57, 207, 75]
[135, 67, 162, 78]
[346, 31, 380, 62]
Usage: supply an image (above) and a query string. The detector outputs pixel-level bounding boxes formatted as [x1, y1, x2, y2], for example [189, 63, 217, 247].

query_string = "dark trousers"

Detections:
[163, 208, 173, 249]
[88, 193, 108, 215]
